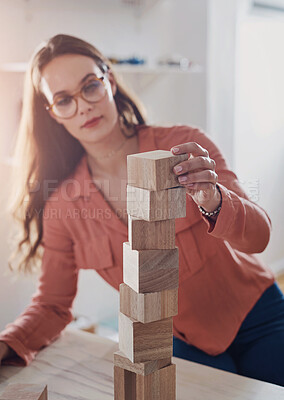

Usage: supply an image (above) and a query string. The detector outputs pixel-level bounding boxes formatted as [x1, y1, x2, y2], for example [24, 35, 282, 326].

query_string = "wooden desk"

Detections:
[0, 328, 283, 399]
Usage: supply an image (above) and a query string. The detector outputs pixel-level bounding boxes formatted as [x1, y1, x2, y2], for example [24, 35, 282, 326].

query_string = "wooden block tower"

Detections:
[114, 150, 187, 400]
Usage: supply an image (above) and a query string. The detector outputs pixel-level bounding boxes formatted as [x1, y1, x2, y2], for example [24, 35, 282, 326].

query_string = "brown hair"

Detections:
[8, 33, 147, 274]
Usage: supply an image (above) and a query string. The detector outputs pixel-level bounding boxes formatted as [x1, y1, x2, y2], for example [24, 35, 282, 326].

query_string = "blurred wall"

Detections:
[235, 10, 284, 273]
[208, 0, 284, 273]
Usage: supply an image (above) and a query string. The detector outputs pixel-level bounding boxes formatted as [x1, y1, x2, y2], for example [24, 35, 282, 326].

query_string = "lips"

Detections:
[81, 116, 102, 128]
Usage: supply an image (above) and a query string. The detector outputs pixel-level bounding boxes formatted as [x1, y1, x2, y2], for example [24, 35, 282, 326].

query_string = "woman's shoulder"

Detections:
[138, 123, 208, 149]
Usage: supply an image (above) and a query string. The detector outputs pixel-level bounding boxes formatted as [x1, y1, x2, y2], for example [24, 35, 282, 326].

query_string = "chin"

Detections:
[81, 127, 110, 144]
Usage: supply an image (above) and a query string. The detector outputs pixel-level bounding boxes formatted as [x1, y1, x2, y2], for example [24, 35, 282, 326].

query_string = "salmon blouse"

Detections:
[0, 125, 275, 366]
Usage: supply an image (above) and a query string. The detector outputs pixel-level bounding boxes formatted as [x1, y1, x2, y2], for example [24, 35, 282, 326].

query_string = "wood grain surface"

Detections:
[119, 313, 173, 363]
[123, 242, 179, 293]
[0, 383, 47, 400]
[114, 363, 176, 400]
[128, 216, 176, 250]
[120, 283, 178, 323]
[114, 350, 171, 376]
[0, 329, 283, 399]
[127, 185, 186, 221]
[127, 150, 188, 191]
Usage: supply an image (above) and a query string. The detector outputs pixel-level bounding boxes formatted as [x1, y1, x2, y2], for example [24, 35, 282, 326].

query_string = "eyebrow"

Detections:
[53, 73, 98, 99]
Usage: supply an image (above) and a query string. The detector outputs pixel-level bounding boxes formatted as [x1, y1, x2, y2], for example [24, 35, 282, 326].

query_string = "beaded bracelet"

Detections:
[198, 185, 222, 218]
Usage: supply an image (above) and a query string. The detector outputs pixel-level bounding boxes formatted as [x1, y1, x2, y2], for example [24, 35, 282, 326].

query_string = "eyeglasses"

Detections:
[45, 76, 106, 119]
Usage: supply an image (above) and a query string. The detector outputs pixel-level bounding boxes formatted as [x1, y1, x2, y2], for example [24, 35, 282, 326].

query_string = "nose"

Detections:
[77, 96, 93, 115]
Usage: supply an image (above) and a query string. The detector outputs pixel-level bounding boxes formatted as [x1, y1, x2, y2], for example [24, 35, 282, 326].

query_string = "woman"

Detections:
[0, 34, 283, 386]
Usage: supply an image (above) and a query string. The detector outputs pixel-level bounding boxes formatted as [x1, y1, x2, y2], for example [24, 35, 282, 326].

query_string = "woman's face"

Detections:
[40, 53, 118, 144]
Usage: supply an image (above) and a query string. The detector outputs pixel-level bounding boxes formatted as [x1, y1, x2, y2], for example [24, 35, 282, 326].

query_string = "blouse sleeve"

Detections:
[0, 199, 79, 366]
[188, 127, 271, 254]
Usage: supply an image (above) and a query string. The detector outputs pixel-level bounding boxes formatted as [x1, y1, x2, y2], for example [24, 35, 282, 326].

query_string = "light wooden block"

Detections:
[127, 185, 186, 221]
[119, 312, 173, 363]
[127, 150, 188, 191]
[114, 350, 171, 375]
[128, 216, 176, 250]
[0, 384, 47, 400]
[123, 242, 179, 293]
[120, 283, 178, 323]
[114, 364, 176, 400]
[114, 366, 136, 400]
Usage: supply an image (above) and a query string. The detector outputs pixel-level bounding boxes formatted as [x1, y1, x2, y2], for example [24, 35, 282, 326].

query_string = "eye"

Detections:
[56, 96, 72, 107]
[83, 80, 101, 94]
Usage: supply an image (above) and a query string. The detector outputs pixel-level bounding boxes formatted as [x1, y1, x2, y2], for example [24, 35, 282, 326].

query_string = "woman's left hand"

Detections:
[171, 142, 221, 212]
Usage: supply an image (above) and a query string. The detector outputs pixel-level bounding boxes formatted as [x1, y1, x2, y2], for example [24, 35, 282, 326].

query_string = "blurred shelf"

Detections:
[0, 62, 203, 92]
[113, 63, 204, 74]
[0, 62, 203, 74]
[114, 64, 204, 91]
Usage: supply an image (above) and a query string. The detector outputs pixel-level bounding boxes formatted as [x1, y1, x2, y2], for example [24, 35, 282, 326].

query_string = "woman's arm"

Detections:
[0, 341, 15, 364]
[0, 199, 79, 366]
[171, 126, 271, 254]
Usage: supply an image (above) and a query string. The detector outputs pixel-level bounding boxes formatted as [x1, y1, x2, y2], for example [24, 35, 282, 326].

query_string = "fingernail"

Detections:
[174, 166, 182, 173]
[172, 147, 179, 153]
[179, 176, 187, 183]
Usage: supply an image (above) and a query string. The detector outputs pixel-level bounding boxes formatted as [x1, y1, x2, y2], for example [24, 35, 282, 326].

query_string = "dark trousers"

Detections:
[173, 282, 284, 386]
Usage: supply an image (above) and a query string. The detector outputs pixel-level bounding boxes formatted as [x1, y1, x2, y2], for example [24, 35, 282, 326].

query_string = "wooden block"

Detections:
[114, 366, 136, 400]
[114, 364, 176, 400]
[128, 216, 176, 250]
[123, 242, 179, 293]
[120, 283, 178, 323]
[136, 364, 176, 400]
[127, 150, 188, 191]
[127, 185, 186, 221]
[119, 313, 173, 363]
[0, 384, 47, 400]
[114, 350, 171, 375]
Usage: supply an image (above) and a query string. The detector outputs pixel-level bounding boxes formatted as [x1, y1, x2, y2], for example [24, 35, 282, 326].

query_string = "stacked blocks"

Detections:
[114, 150, 187, 399]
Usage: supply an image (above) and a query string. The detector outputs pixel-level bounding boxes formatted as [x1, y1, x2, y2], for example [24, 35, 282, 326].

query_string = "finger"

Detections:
[177, 170, 218, 185]
[171, 142, 209, 158]
[173, 156, 216, 175]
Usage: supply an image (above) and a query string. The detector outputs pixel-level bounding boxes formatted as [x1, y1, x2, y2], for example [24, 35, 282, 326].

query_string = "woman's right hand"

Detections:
[0, 341, 13, 365]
